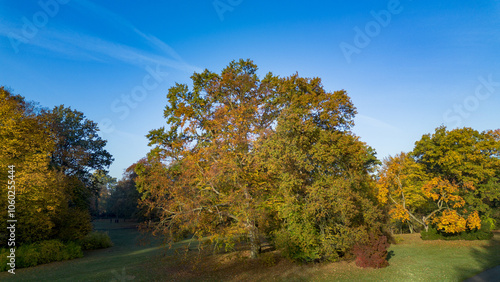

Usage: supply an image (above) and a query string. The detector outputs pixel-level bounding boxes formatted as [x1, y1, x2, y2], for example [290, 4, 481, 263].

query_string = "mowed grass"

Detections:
[1, 222, 498, 281]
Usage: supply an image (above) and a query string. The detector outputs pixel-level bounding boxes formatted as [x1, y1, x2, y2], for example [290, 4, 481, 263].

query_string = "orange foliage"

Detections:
[422, 177, 465, 208]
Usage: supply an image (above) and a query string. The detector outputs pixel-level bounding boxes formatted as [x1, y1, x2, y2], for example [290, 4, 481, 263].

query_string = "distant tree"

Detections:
[107, 164, 140, 219]
[90, 170, 117, 217]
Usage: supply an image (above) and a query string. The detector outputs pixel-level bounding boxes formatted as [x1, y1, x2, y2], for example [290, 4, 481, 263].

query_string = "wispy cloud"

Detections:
[0, 0, 201, 73]
[356, 114, 400, 132]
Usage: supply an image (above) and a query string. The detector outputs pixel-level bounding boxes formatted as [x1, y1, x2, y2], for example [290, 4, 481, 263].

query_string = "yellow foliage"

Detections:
[433, 210, 466, 234]
[389, 204, 410, 222]
[466, 211, 481, 231]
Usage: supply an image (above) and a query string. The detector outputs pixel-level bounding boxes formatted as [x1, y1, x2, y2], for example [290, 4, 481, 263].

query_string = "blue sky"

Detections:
[1, 0, 499, 180]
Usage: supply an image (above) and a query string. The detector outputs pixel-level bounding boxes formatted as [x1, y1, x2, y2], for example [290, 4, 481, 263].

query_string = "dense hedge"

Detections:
[0, 240, 83, 272]
[421, 228, 493, 241]
[0, 232, 114, 272]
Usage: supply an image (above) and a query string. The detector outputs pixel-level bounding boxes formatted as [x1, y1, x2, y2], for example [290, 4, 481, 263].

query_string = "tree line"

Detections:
[0, 87, 113, 245]
[1, 59, 499, 264]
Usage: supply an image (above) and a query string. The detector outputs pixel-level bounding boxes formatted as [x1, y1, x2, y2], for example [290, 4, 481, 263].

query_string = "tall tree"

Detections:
[138, 59, 277, 258]
[0, 87, 64, 243]
[45, 105, 114, 208]
[137, 60, 385, 261]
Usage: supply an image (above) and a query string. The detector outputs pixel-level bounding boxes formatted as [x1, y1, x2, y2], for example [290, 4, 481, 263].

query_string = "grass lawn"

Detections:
[1, 221, 498, 281]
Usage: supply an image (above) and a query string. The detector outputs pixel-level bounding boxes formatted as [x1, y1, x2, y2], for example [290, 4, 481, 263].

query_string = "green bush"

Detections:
[421, 228, 493, 241]
[0, 240, 83, 272]
[0, 248, 10, 272]
[63, 241, 84, 260]
[37, 240, 65, 264]
[79, 231, 113, 250]
[480, 217, 496, 233]
[17, 245, 40, 268]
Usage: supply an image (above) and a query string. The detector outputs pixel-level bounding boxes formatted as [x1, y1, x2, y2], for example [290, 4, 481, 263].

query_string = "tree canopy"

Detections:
[136, 59, 384, 261]
[377, 126, 500, 233]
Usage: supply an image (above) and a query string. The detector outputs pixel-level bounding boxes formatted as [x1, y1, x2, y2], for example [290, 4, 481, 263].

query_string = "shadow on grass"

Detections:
[456, 231, 500, 281]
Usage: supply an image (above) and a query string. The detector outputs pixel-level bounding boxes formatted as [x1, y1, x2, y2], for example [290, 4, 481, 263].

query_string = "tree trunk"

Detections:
[248, 224, 261, 259]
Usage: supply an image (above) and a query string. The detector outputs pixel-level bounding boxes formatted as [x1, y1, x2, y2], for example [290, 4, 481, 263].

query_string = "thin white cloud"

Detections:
[0, 0, 202, 73]
[356, 114, 400, 132]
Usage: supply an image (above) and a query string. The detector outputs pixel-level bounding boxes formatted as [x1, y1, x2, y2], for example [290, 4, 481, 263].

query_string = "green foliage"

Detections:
[480, 216, 496, 233]
[79, 231, 113, 250]
[106, 165, 141, 219]
[421, 228, 493, 241]
[53, 208, 92, 241]
[0, 240, 83, 272]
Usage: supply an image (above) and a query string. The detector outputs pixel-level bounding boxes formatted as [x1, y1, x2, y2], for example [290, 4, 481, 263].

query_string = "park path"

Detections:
[464, 265, 500, 282]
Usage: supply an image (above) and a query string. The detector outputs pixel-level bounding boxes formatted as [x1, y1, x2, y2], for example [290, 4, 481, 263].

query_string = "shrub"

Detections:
[80, 231, 113, 250]
[0, 249, 10, 272]
[480, 217, 496, 233]
[37, 240, 65, 264]
[17, 245, 40, 268]
[63, 241, 83, 259]
[352, 233, 390, 268]
[421, 228, 493, 241]
[0, 240, 83, 272]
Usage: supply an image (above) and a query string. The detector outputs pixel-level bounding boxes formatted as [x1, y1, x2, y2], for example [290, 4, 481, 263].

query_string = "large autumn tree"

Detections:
[377, 126, 500, 234]
[137, 59, 385, 260]
[138, 59, 277, 258]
